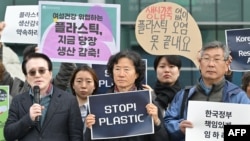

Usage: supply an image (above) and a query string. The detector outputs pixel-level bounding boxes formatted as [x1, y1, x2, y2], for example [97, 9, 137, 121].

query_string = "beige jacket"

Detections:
[2, 44, 25, 81]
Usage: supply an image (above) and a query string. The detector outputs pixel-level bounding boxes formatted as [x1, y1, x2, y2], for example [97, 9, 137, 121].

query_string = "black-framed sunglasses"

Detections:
[28, 68, 48, 76]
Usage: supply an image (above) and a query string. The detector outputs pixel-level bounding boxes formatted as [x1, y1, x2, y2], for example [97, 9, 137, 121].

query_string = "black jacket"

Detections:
[4, 86, 83, 141]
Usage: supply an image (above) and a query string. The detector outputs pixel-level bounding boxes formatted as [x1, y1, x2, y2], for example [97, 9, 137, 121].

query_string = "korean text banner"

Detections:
[39, 1, 120, 64]
[88, 90, 153, 139]
[226, 28, 250, 71]
[186, 101, 250, 141]
[135, 2, 202, 68]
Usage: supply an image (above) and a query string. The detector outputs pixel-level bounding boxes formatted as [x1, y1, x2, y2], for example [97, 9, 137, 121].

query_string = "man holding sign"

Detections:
[85, 50, 169, 141]
[164, 41, 250, 141]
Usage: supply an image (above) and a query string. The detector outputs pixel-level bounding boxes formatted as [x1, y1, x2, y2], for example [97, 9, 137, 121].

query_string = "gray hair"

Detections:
[200, 40, 230, 60]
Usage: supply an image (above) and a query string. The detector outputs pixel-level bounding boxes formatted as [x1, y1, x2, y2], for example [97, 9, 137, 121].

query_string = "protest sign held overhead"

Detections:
[1, 5, 38, 44]
[135, 2, 202, 68]
[39, 1, 120, 64]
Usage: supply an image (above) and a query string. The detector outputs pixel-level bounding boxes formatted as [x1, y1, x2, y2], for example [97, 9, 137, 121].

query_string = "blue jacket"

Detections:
[164, 80, 250, 141]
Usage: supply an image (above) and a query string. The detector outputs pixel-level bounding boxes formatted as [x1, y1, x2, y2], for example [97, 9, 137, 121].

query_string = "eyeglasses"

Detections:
[201, 57, 226, 64]
[28, 68, 48, 76]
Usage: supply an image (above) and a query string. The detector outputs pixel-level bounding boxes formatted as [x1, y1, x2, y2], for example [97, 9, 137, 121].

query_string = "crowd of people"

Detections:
[1, 20, 250, 141]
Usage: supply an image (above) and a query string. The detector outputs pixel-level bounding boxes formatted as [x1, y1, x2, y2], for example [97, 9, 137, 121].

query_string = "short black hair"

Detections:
[23, 44, 37, 61]
[70, 65, 99, 95]
[154, 55, 182, 71]
[22, 53, 52, 76]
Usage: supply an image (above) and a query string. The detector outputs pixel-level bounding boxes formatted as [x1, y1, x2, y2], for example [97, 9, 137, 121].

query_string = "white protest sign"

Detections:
[1, 5, 38, 43]
[186, 101, 250, 141]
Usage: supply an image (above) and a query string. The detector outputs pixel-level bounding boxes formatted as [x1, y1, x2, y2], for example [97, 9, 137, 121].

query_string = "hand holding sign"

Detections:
[135, 2, 202, 68]
[88, 90, 153, 139]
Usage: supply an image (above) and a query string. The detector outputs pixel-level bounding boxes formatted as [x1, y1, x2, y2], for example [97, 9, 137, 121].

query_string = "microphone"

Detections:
[33, 85, 40, 122]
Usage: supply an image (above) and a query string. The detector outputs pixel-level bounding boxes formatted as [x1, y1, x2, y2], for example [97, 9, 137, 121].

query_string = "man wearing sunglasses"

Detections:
[4, 53, 83, 141]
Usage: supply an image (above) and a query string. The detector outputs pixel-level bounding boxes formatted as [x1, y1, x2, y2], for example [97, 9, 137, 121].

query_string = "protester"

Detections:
[0, 21, 24, 80]
[164, 40, 250, 141]
[224, 55, 233, 81]
[0, 45, 76, 97]
[70, 65, 98, 141]
[85, 50, 169, 141]
[241, 71, 250, 98]
[153, 55, 182, 117]
[4, 52, 83, 141]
